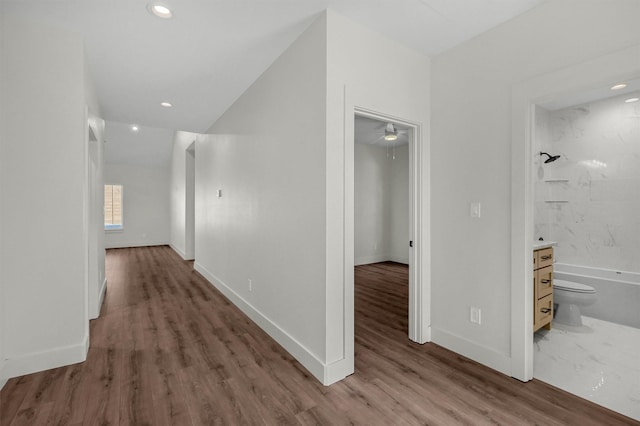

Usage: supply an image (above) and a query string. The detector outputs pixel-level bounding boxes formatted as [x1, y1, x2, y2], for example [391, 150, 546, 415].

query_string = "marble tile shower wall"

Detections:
[534, 94, 640, 273]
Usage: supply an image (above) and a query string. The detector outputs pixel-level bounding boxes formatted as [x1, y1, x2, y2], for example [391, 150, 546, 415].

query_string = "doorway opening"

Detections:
[87, 114, 105, 321]
[351, 109, 426, 345]
[510, 45, 639, 419]
[354, 115, 412, 339]
[530, 87, 640, 420]
[185, 141, 196, 260]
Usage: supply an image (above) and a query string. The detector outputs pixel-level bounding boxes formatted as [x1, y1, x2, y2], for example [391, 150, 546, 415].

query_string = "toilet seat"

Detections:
[553, 279, 595, 294]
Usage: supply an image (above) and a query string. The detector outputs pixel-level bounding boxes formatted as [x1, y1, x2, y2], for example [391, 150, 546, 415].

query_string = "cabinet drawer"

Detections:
[535, 294, 553, 326]
[537, 247, 554, 269]
[537, 266, 553, 299]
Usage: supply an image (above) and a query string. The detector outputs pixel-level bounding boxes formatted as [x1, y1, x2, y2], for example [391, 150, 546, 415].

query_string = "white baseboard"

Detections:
[169, 243, 186, 259]
[1, 335, 89, 380]
[388, 254, 409, 265]
[105, 241, 169, 249]
[0, 359, 7, 390]
[431, 326, 511, 376]
[324, 357, 353, 385]
[355, 254, 409, 266]
[354, 254, 391, 266]
[194, 262, 329, 384]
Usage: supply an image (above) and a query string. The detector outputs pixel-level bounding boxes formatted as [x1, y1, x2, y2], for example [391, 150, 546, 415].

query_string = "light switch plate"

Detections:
[470, 202, 481, 218]
[470, 306, 481, 324]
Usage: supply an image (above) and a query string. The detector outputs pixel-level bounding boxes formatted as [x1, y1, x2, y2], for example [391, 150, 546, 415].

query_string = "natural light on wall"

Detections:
[104, 184, 123, 230]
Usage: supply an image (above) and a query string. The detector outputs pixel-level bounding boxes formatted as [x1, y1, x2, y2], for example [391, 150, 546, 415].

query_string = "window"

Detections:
[104, 184, 123, 231]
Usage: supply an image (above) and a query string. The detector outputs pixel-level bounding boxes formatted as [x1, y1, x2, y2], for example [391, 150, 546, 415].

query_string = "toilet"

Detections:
[553, 279, 597, 326]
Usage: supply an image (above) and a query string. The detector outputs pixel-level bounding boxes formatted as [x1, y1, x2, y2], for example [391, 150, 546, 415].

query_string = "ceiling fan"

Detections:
[381, 122, 408, 141]
[374, 122, 407, 159]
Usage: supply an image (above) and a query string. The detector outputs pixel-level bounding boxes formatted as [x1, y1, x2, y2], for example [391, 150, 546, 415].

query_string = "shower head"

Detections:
[540, 152, 561, 163]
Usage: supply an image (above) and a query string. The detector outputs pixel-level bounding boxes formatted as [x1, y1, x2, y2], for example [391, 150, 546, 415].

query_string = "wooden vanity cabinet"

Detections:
[533, 247, 553, 332]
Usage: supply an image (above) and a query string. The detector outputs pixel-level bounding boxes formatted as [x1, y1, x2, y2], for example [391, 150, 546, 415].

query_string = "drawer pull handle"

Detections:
[540, 308, 551, 313]
[541, 255, 552, 260]
[541, 279, 551, 284]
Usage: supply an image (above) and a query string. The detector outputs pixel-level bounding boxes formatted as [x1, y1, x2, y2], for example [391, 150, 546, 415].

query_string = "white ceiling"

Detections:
[539, 77, 640, 111]
[3, 0, 545, 165]
[104, 121, 175, 167]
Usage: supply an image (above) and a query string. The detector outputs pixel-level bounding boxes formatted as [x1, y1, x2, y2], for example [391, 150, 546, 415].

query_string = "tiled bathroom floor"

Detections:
[534, 316, 640, 421]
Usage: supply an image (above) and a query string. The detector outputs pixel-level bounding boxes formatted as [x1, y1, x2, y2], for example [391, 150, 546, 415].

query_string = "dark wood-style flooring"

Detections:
[1, 246, 636, 425]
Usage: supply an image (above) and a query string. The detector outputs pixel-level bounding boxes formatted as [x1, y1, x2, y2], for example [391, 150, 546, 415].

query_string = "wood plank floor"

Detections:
[1, 246, 637, 425]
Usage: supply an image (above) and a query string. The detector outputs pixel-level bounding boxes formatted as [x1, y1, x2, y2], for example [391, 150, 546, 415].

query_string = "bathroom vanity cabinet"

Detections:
[533, 247, 554, 332]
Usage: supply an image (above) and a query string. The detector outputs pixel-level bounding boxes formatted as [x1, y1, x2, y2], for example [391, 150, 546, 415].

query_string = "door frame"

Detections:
[350, 106, 429, 344]
[185, 141, 196, 260]
[86, 113, 106, 321]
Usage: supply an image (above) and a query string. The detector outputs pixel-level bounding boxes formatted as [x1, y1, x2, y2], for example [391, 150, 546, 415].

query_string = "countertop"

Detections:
[533, 241, 557, 250]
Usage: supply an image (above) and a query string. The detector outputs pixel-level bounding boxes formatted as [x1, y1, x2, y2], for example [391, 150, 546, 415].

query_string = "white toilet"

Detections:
[553, 279, 597, 326]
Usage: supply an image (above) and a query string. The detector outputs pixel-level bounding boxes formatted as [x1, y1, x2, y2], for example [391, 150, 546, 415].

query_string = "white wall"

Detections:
[325, 9, 430, 378]
[431, 0, 640, 374]
[535, 94, 640, 273]
[168, 10, 429, 385]
[0, 17, 94, 379]
[193, 13, 328, 381]
[354, 143, 409, 265]
[0, 0, 6, 390]
[355, 144, 390, 265]
[389, 145, 410, 263]
[104, 164, 170, 248]
[170, 131, 199, 259]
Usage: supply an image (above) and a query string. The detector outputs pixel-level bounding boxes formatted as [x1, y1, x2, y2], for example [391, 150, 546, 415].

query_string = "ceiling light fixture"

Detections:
[160, 101, 172, 107]
[131, 125, 139, 132]
[624, 97, 639, 103]
[610, 83, 627, 91]
[384, 123, 398, 141]
[147, 2, 173, 19]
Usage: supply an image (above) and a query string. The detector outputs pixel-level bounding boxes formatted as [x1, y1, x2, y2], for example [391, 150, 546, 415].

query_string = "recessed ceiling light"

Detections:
[131, 125, 139, 132]
[610, 83, 627, 91]
[625, 97, 639, 103]
[160, 101, 172, 108]
[147, 2, 173, 19]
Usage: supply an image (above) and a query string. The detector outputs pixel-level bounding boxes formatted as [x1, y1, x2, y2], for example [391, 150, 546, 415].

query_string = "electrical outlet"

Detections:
[470, 306, 481, 324]
[248, 279, 252, 292]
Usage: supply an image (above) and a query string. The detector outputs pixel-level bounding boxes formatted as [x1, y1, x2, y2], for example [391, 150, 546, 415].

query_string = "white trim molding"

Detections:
[105, 241, 170, 250]
[193, 262, 337, 385]
[169, 243, 188, 260]
[432, 327, 511, 376]
[1, 335, 89, 380]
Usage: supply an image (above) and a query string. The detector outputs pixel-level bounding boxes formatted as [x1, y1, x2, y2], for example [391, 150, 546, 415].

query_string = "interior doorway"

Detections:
[352, 109, 425, 344]
[185, 141, 196, 260]
[354, 115, 411, 335]
[510, 45, 640, 382]
[87, 114, 105, 320]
